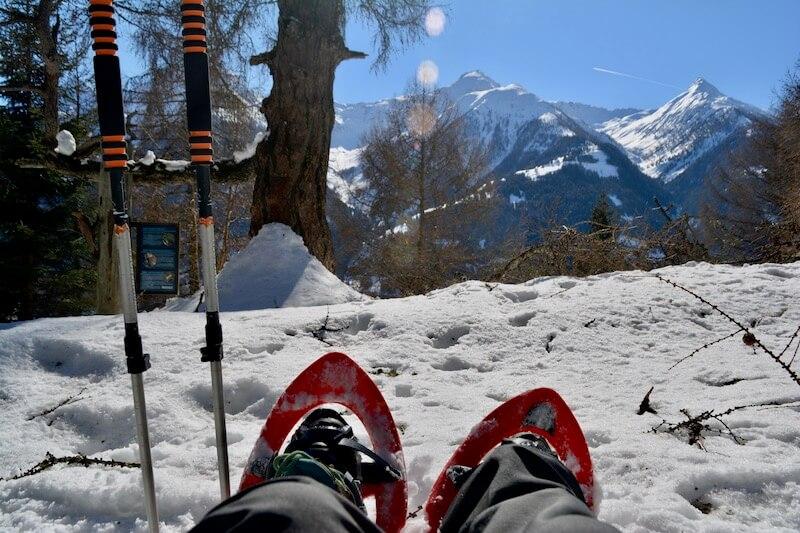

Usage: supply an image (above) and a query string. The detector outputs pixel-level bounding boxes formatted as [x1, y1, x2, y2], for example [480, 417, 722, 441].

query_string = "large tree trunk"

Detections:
[95, 172, 120, 314]
[35, 0, 60, 142]
[249, 0, 364, 271]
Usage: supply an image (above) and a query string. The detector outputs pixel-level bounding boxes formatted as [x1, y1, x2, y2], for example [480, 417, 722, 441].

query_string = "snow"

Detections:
[214, 224, 364, 311]
[581, 145, 619, 178]
[54, 130, 76, 156]
[139, 151, 156, 166]
[516, 157, 567, 181]
[516, 144, 618, 181]
[155, 159, 190, 172]
[608, 194, 623, 207]
[424, 7, 446, 37]
[417, 60, 440, 87]
[600, 78, 765, 183]
[2, 260, 800, 531]
[327, 147, 366, 208]
[233, 131, 266, 163]
[508, 192, 526, 206]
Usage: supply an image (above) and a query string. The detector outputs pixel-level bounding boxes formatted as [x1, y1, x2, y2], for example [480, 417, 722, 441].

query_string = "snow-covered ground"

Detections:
[2, 261, 800, 531]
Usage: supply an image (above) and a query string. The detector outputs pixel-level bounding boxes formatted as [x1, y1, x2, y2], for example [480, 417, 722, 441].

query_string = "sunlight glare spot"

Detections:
[417, 60, 439, 87]
[425, 7, 446, 37]
[407, 104, 436, 138]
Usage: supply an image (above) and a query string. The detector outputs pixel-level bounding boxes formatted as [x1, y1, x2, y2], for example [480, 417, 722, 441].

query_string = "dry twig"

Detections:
[1, 452, 139, 481]
[26, 387, 87, 421]
[655, 274, 800, 387]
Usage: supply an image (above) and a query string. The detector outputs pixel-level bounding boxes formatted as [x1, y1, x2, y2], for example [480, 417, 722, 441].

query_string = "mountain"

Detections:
[329, 71, 672, 253]
[600, 78, 767, 211]
[552, 101, 641, 127]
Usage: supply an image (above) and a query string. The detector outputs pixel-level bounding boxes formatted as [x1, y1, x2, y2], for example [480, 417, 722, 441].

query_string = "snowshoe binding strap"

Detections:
[338, 438, 402, 482]
[285, 408, 402, 485]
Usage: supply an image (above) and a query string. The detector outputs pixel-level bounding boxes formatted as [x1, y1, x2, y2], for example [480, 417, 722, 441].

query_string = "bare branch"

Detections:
[669, 329, 745, 370]
[655, 274, 800, 387]
[26, 387, 87, 421]
[0, 85, 44, 94]
[1, 452, 139, 481]
[341, 48, 368, 62]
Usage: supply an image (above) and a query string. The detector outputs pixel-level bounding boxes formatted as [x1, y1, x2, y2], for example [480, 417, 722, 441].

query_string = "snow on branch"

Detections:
[17, 130, 263, 183]
[19, 150, 256, 184]
[54, 130, 76, 156]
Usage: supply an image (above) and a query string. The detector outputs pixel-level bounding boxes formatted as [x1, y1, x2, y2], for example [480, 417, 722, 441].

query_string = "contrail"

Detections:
[593, 67, 680, 89]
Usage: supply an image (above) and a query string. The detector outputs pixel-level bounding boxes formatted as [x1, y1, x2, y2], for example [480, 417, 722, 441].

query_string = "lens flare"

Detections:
[407, 103, 436, 138]
[425, 7, 446, 37]
[417, 60, 439, 87]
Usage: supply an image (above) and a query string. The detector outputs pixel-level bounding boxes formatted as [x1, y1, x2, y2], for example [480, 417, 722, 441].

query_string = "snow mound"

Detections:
[214, 223, 364, 311]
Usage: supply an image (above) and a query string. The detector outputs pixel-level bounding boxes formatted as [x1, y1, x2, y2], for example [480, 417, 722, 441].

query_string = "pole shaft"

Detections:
[210, 361, 231, 497]
[181, 0, 230, 500]
[89, 1, 159, 529]
[132, 374, 159, 533]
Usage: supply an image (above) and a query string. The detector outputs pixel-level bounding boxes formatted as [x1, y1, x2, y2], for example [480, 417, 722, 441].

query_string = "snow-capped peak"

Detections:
[447, 70, 501, 96]
[600, 76, 761, 183]
[686, 77, 722, 97]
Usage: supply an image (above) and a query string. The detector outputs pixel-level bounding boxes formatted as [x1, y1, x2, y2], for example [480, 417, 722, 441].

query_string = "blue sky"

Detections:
[333, 0, 800, 110]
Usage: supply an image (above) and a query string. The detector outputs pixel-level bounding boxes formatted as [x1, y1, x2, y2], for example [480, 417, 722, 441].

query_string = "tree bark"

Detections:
[34, 0, 60, 142]
[95, 172, 120, 314]
[417, 138, 426, 258]
[249, 0, 365, 271]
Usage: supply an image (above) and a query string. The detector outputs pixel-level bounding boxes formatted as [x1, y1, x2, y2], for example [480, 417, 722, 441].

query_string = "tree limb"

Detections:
[0, 85, 44, 95]
[17, 152, 256, 184]
[250, 50, 275, 67]
[341, 48, 368, 62]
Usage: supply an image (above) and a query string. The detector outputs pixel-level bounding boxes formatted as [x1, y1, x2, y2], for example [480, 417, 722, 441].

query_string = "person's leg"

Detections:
[440, 438, 619, 533]
[191, 476, 382, 533]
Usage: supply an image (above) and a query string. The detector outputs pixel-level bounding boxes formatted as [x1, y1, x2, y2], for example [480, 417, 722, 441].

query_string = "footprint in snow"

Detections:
[428, 325, 470, 349]
[189, 376, 278, 416]
[31, 337, 115, 379]
[431, 355, 493, 373]
[508, 311, 537, 327]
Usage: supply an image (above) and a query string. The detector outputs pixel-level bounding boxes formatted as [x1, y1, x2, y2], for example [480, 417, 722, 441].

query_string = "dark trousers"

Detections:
[192, 444, 619, 532]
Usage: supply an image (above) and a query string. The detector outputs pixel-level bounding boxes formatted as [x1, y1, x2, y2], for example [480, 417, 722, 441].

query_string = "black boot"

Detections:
[267, 408, 365, 509]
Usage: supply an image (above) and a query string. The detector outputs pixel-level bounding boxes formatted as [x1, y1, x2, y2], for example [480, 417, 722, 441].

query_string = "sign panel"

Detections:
[134, 223, 180, 295]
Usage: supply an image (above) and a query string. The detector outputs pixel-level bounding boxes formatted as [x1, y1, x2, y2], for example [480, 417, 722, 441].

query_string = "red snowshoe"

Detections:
[424, 388, 595, 531]
[239, 352, 407, 532]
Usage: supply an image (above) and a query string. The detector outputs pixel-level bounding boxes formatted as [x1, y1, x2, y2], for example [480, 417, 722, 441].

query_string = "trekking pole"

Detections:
[180, 0, 231, 499]
[88, 1, 159, 530]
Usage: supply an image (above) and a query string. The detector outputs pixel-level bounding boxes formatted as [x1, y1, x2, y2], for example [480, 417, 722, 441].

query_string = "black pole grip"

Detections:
[90, 2, 128, 173]
[93, 55, 126, 138]
[184, 53, 212, 134]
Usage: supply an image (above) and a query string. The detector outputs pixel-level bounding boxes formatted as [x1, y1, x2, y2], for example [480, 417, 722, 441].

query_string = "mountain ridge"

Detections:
[328, 71, 766, 253]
